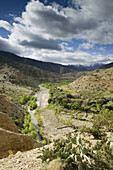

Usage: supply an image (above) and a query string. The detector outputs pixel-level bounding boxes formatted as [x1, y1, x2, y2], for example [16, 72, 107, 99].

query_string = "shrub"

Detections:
[35, 88, 41, 92]
[20, 113, 37, 139]
[29, 122, 35, 131]
[93, 109, 113, 132]
[38, 134, 92, 169]
[90, 126, 106, 139]
[39, 134, 113, 169]
[14, 119, 20, 126]
[31, 96, 37, 101]
[31, 131, 37, 139]
[19, 94, 30, 105]
[28, 101, 37, 110]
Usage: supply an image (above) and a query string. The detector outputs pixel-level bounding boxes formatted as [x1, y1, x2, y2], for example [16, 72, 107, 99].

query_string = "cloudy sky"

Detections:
[0, 0, 113, 65]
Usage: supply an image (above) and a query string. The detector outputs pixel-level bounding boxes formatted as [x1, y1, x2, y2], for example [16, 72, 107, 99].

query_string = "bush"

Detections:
[29, 122, 35, 131]
[93, 109, 113, 132]
[19, 94, 30, 105]
[35, 88, 41, 92]
[39, 133, 113, 169]
[31, 131, 37, 139]
[14, 119, 20, 126]
[20, 113, 37, 139]
[28, 101, 37, 110]
[31, 96, 37, 101]
[90, 126, 106, 139]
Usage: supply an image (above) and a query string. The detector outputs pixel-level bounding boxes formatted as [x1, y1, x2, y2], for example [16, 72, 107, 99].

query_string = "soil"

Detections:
[39, 87, 74, 140]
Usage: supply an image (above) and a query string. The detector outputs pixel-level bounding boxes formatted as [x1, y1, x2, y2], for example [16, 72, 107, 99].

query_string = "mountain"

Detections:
[69, 63, 104, 71]
[99, 62, 113, 69]
[0, 50, 76, 74]
[0, 50, 105, 74]
[0, 51, 73, 87]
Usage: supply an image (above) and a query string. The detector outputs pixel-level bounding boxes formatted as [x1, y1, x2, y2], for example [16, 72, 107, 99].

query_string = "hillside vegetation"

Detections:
[38, 68, 113, 169]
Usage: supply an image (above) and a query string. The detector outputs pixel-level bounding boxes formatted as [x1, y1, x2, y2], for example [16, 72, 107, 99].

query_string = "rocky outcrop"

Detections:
[0, 128, 44, 159]
[0, 112, 18, 133]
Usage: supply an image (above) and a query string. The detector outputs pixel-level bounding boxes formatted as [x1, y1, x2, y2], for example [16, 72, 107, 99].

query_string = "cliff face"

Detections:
[0, 112, 18, 133]
[0, 128, 43, 159]
[0, 112, 44, 159]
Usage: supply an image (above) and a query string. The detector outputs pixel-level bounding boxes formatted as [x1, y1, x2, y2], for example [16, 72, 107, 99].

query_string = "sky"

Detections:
[0, 0, 113, 65]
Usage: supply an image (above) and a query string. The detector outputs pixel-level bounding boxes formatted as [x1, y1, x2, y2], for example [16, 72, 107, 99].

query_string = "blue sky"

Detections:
[0, 0, 113, 65]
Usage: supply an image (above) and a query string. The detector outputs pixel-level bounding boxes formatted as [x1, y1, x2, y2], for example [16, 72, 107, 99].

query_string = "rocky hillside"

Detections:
[0, 62, 65, 88]
[0, 112, 18, 133]
[0, 50, 76, 74]
[69, 67, 113, 94]
[0, 94, 25, 127]
[0, 50, 92, 88]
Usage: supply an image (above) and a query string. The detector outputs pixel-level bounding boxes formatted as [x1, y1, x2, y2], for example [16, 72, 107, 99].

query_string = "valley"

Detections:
[0, 51, 113, 170]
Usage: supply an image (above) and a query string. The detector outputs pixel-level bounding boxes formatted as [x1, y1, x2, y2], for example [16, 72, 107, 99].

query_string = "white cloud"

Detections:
[0, 0, 113, 65]
[99, 47, 105, 51]
[60, 42, 74, 51]
[0, 20, 13, 31]
[79, 42, 94, 50]
[24, 49, 113, 65]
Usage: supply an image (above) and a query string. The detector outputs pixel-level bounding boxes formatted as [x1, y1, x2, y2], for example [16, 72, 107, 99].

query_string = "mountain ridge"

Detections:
[0, 50, 106, 73]
[0, 50, 75, 74]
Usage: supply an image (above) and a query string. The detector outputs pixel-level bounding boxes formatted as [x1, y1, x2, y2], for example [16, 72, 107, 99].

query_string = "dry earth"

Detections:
[0, 147, 43, 170]
[39, 87, 74, 140]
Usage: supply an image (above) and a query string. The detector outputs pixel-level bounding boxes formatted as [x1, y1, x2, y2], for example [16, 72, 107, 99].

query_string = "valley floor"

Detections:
[39, 87, 93, 141]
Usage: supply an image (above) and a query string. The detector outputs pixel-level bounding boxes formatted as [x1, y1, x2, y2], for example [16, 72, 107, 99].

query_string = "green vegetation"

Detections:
[18, 94, 31, 105]
[28, 100, 37, 110]
[31, 131, 37, 139]
[34, 88, 41, 92]
[48, 86, 113, 115]
[19, 94, 37, 110]
[14, 119, 21, 126]
[35, 108, 42, 126]
[47, 85, 113, 138]
[39, 133, 113, 169]
[27, 96, 37, 110]
[42, 83, 55, 89]
[20, 113, 37, 139]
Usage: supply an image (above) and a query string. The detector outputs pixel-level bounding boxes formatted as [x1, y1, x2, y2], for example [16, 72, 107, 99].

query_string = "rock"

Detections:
[0, 128, 44, 159]
[0, 112, 18, 133]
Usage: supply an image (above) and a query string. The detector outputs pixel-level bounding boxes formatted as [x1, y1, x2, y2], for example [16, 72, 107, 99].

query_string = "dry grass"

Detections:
[69, 67, 113, 94]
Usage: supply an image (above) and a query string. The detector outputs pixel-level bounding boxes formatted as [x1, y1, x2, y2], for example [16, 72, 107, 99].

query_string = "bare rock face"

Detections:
[0, 128, 43, 159]
[0, 112, 18, 133]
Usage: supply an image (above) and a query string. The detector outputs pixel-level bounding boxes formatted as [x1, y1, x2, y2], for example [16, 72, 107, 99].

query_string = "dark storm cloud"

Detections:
[27, 2, 98, 39]
[20, 38, 61, 50]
